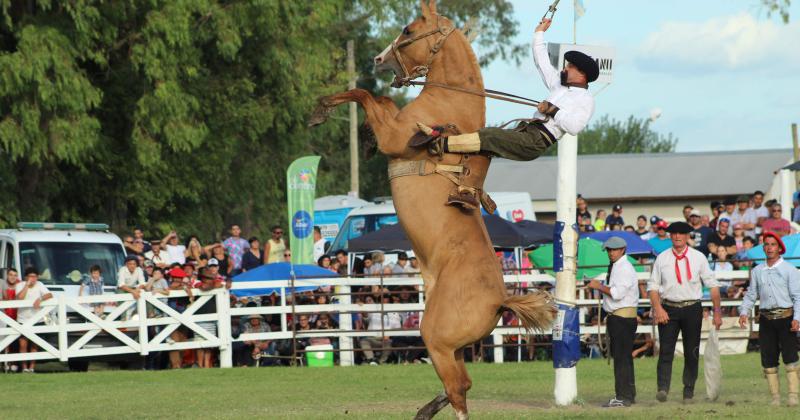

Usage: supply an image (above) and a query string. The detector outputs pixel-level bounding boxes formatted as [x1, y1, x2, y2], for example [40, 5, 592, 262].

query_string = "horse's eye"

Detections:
[402, 26, 411, 36]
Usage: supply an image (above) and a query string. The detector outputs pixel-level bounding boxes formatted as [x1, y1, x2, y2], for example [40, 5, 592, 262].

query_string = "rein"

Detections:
[404, 80, 540, 108]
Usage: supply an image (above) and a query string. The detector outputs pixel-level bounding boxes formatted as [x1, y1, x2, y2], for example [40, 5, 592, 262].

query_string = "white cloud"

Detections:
[636, 13, 800, 74]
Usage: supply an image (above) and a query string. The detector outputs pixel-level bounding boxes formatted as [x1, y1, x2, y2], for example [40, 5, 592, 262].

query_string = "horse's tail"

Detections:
[501, 292, 558, 333]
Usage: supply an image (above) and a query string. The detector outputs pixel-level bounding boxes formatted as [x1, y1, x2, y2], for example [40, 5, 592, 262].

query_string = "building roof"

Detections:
[484, 149, 793, 201]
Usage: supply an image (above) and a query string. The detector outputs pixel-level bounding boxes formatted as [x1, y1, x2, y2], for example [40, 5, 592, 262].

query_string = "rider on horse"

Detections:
[413, 17, 599, 210]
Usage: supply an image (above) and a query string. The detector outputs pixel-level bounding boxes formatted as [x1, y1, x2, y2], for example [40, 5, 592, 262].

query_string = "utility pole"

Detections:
[792, 123, 799, 186]
[347, 40, 359, 198]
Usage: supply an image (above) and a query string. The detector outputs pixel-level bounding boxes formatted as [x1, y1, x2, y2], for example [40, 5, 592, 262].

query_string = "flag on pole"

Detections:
[574, 0, 586, 21]
[286, 155, 321, 265]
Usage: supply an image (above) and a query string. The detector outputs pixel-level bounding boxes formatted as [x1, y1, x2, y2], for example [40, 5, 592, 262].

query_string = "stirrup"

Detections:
[446, 189, 480, 211]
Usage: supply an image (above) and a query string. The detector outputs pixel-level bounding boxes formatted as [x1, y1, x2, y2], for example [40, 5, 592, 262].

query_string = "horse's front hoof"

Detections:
[307, 97, 334, 127]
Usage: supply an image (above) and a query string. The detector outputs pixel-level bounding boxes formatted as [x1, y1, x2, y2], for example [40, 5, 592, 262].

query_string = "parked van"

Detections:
[0, 223, 126, 296]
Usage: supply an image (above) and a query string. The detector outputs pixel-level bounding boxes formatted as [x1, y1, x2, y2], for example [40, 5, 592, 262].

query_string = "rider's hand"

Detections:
[738, 315, 748, 329]
[536, 18, 552, 33]
[792, 320, 800, 332]
[653, 306, 670, 325]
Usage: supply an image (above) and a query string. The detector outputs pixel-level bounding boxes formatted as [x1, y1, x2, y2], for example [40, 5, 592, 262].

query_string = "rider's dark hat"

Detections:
[665, 221, 693, 234]
[564, 51, 599, 83]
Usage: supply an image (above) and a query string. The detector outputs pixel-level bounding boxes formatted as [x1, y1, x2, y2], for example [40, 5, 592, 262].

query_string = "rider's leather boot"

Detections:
[446, 154, 495, 213]
[411, 123, 481, 156]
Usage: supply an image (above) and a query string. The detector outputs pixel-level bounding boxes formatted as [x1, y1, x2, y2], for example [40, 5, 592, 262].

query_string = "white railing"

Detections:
[0, 269, 758, 366]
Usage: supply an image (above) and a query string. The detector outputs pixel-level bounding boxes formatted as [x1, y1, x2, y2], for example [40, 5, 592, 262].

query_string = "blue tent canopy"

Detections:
[747, 233, 800, 267]
[580, 231, 655, 256]
[231, 262, 337, 297]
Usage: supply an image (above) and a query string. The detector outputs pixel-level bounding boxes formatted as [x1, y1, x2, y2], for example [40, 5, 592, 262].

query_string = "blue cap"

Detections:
[602, 236, 627, 250]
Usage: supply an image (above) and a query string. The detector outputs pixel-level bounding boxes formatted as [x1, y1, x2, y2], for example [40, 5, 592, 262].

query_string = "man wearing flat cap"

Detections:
[412, 17, 598, 210]
[588, 236, 640, 408]
[647, 221, 722, 403]
[738, 232, 800, 406]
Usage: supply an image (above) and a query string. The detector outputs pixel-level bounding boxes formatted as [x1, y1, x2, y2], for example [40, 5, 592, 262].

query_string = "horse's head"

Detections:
[374, 0, 455, 87]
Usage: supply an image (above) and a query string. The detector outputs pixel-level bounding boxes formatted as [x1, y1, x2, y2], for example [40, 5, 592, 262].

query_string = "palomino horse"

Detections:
[309, 1, 556, 418]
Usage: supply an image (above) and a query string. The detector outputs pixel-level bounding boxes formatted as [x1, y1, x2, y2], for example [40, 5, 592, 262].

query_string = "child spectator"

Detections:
[16, 267, 53, 373]
[593, 209, 607, 232]
[80, 265, 106, 317]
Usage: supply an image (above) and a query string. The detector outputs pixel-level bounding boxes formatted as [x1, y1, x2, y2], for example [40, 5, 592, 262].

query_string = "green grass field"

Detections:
[1, 353, 798, 419]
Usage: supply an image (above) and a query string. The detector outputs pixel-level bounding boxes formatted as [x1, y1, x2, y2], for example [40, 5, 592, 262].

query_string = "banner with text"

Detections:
[286, 156, 321, 265]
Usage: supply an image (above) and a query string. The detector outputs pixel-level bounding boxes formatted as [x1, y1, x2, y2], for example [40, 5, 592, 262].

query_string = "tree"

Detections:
[543, 115, 678, 156]
[761, 0, 791, 23]
[0, 1, 523, 240]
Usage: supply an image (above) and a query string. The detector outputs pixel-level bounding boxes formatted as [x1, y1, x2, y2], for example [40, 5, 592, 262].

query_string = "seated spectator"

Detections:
[210, 245, 233, 278]
[593, 209, 606, 232]
[647, 220, 672, 254]
[623, 225, 635, 233]
[359, 293, 402, 365]
[162, 231, 187, 265]
[166, 267, 193, 369]
[635, 215, 652, 240]
[711, 246, 733, 272]
[392, 252, 410, 275]
[283, 250, 292, 262]
[707, 218, 737, 257]
[144, 240, 171, 269]
[334, 250, 349, 275]
[734, 236, 757, 270]
[579, 215, 595, 233]
[407, 257, 421, 274]
[732, 223, 747, 253]
[117, 255, 145, 300]
[369, 251, 386, 275]
[194, 268, 224, 368]
[185, 236, 220, 267]
[761, 203, 792, 237]
[361, 255, 373, 276]
[688, 209, 713, 256]
[317, 254, 335, 273]
[605, 205, 624, 230]
[241, 237, 263, 272]
[79, 265, 106, 317]
[16, 267, 53, 373]
[243, 314, 275, 366]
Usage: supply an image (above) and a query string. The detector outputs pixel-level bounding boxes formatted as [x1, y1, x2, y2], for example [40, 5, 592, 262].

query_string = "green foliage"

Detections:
[544, 115, 678, 156]
[761, 0, 791, 23]
[0, 0, 520, 240]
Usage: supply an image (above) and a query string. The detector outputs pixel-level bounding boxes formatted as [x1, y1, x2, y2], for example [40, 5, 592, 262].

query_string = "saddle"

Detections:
[394, 124, 496, 213]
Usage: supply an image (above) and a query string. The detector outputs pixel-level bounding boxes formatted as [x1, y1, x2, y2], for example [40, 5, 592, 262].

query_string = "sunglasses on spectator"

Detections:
[284, 253, 291, 257]
[273, 231, 283, 235]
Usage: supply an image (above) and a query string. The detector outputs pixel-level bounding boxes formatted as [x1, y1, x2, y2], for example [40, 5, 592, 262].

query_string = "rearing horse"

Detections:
[309, 2, 556, 418]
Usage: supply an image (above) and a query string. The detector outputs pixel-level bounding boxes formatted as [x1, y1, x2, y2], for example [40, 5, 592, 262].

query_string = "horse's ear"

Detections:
[428, 0, 437, 14]
[420, 0, 432, 19]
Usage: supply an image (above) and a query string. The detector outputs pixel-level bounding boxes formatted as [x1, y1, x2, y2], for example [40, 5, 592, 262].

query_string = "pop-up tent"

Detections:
[231, 262, 337, 297]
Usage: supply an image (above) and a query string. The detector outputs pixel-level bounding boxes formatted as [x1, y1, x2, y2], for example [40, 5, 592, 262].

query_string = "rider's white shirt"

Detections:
[532, 31, 595, 139]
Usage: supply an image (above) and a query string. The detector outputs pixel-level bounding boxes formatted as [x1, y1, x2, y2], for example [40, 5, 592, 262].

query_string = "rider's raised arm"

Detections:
[533, 28, 560, 91]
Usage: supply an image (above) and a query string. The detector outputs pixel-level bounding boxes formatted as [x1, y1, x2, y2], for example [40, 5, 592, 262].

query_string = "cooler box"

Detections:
[305, 344, 334, 367]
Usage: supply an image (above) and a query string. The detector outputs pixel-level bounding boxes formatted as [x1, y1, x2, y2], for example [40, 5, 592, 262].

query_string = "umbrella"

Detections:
[530, 237, 646, 280]
[582, 231, 655, 256]
[514, 220, 555, 247]
[231, 262, 337, 297]
[348, 215, 551, 252]
[746, 233, 800, 267]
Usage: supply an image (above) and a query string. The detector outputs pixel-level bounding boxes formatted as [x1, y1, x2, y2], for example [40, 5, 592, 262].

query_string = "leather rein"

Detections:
[389, 14, 540, 108]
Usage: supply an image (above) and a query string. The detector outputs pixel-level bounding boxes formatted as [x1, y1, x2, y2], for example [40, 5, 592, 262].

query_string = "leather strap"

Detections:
[387, 159, 463, 182]
[663, 299, 700, 308]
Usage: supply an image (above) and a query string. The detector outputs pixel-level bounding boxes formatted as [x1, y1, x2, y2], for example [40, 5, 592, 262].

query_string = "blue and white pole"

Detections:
[552, 132, 580, 405]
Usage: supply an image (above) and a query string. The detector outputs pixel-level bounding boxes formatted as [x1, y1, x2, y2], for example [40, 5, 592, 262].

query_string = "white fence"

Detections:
[0, 269, 758, 367]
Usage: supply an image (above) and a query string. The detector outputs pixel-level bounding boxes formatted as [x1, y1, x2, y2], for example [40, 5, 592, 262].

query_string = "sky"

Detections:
[473, 0, 800, 152]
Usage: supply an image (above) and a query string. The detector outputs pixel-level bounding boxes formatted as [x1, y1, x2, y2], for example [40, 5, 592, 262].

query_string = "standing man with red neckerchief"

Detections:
[646, 221, 723, 404]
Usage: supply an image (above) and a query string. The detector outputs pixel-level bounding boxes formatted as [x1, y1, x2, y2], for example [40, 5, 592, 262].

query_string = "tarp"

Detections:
[530, 237, 647, 280]
[746, 233, 800, 267]
[347, 214, 554, 252]
[581, 231, 655, 256]
[231, 262, 337, 297]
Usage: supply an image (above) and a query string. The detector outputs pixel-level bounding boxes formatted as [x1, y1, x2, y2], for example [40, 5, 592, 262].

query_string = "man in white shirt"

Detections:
[730, 195, 758, 237]
[359, 292, 402, 365]
[15, 267, 53, 373]
[588, 237, 640, 408]
[412, 17, 597, 210]
[647, 222, 722, 403]
[312, 226, 327, 262]
[752, 190, 769, 235]
[117, 255, 146, 299]
[143, 239, 171, 268]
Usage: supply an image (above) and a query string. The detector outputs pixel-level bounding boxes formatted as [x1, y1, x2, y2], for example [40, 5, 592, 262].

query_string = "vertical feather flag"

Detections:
[574, 0, 586, 21]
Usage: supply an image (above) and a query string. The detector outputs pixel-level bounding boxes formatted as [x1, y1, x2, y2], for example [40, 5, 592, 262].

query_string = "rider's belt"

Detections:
[611, 307, 638, 318]
[759, 307, 793, 320]
[663, 299, 700, 308]
[532, 122, 557, 147]
[388, 159, 463, 182]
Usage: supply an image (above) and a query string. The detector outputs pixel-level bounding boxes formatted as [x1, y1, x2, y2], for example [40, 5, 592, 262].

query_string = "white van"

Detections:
[0, 223, 126, 296]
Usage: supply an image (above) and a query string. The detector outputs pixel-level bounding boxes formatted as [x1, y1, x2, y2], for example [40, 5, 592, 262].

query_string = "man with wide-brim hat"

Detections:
[410, 17, 598, 211]
[587, 236, 640, 407]
[646, 221, 722, 403]
[738, 232, 800, 406]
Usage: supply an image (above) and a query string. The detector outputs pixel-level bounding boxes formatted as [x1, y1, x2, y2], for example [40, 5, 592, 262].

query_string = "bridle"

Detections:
[390, 14, 455, 88]
[388, 14, 541, 108]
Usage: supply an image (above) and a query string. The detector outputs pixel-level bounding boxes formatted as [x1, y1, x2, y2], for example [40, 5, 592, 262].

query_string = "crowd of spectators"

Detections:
[3, 190, 795, 371]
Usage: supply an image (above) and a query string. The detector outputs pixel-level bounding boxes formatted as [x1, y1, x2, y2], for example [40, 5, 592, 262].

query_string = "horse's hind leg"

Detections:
[455, 348, 473, 393]
[424, 347, 470, 419]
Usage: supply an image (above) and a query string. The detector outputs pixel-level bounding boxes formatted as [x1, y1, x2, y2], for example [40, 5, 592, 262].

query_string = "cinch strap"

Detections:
[387, 159, 463, 183]
[672, 248, 692, 285]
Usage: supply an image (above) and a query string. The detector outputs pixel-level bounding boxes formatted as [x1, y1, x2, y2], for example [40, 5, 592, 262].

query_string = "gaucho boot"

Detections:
[446, 153, 496, 213]
[411, 123, 481, 156]
[787, 363, 799, 407]
[764, 367, 781, 406]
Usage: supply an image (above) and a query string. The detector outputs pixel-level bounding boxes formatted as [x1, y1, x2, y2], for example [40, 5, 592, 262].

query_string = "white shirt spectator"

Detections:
[117, 266, 145, 289]
[366, 311, 402, 331]
[602, 254, 640, 313]
[313, 238, 326, 262]
[165, 244, 186, 265]
[730, 208, 757, 238]
[15, 282, 51, 324]
[144, 249, 171, 267]
[647, 247, 720, 302]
